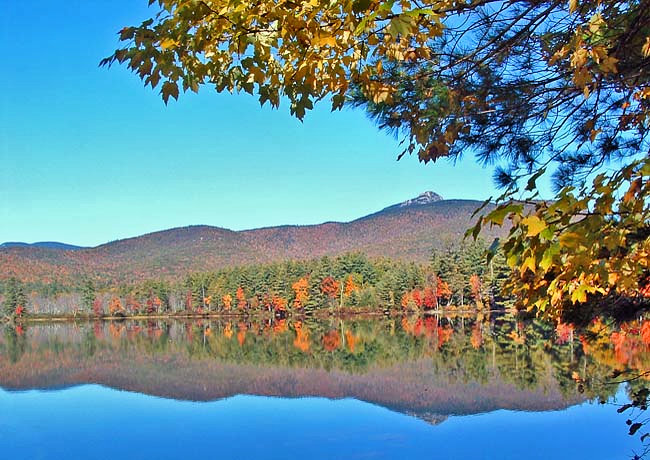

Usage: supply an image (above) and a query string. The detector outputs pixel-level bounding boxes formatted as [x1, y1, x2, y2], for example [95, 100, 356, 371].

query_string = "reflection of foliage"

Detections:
[0, 315, 643, 390]
[2, 314, 648, 453]
[3, 326, 27, 363]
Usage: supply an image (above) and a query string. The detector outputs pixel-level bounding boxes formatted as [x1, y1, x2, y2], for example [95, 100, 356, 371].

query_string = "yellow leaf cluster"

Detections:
[476, 158, 650, 320]
[105, 0, 445, 119]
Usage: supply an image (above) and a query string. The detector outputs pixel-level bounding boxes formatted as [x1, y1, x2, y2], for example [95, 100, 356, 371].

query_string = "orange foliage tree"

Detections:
[469, 274, 483, 306]
[344, 276, 360, 296]
[109, 297, 124, 315]
[236, 286, 247, 310]
[272, 295, 287, 313]
[344, 330, 359, 353]
[402, 276, 452, 311]
[222, 293, 232, 311]
[292, 277, 310, 309]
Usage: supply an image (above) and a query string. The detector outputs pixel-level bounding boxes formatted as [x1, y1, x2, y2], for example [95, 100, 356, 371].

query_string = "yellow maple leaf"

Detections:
[522, 215, 547, 237]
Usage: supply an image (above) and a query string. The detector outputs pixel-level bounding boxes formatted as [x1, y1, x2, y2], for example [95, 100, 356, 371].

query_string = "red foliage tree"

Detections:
[436, 277, 451, 300]
[423, 287, 437, 309]
[320, 276, 340, 298]
[411, 289, 423, 308]
[642, 320, 650, 346]
[92, 298, 103, 316]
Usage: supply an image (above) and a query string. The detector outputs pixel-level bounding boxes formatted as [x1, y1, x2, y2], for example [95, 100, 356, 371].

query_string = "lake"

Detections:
[0, 315, 647, 459]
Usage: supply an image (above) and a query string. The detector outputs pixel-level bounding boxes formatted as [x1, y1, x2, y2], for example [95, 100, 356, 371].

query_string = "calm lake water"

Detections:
[0, 315, 647, 459]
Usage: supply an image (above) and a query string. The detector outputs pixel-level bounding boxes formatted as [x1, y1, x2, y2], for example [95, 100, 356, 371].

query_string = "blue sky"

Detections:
[2, 1, 508, 247]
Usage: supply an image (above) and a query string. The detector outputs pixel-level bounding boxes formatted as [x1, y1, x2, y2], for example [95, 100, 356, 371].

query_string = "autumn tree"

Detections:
[109, 297, 125, 316]
[272, 294, 288, 313]
[105, 0, 650, 321]
[320, 276, 340, 300]
[222, 293, 233, 311]
[351, 0, 650, 319]
[292, 277, 310, 310]
[236, 286, 247, 310]
[322, 329, 341, 351]
[92, 298, 104, 317]
[469, 274, 483, 307]
[2, 278, 27, 317]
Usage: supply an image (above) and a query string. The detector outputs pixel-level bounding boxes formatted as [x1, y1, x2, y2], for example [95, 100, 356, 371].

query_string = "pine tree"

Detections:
[80, 277, 96, 312]
[3, 277, 27, 317]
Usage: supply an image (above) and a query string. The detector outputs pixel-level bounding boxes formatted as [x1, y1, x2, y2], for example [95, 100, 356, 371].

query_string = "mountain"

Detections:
[380, 191, 444, 212]
[0, 193, 503, 283]
[0, 241, 85, 250]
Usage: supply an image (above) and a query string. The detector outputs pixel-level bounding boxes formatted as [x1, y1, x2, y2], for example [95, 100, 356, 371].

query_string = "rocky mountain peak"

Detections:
[396, 191, 444, 208]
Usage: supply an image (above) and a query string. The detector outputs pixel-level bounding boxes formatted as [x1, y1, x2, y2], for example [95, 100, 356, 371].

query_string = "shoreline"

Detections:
[6, 307, 498, 324]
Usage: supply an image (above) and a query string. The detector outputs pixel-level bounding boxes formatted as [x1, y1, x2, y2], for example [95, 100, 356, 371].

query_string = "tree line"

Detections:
[1, 240, 510, 318]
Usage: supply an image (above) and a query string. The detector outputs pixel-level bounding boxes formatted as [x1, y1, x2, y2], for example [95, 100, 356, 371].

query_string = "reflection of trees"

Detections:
[3, 326, 27, 363]
[2, 314, 648, 454]
[1, 316, 648, 401]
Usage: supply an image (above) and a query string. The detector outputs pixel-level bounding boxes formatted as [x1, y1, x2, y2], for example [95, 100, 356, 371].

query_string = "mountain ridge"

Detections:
[0, 193, 503, 283]
[0, 241, 86, 251]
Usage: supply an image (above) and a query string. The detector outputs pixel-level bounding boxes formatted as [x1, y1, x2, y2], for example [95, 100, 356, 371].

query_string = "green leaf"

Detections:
[525, 168, 546, 192]
[388, 15, 415, 38]
[539, 243, 560, 271]
[571, 283, 590, 304]
[471, 197, 493, 218]
[464, 218, 483, 240]
[487, 238, 500, 264]
[486, 203, 523, 226]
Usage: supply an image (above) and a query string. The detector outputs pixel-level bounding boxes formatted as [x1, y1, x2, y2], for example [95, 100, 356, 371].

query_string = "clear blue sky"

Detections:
[2, 1, 511, 247]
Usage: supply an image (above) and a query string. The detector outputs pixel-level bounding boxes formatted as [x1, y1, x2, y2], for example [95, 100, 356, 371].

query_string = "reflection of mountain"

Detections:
[0, 196, 503, 283]
[0, 318, 586, 422]
[0, 353, 580, 420]
[406, 412, 449, 426]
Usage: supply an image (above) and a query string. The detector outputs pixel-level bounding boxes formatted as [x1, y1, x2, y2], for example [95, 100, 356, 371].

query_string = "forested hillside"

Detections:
[0, 197, 503, 285]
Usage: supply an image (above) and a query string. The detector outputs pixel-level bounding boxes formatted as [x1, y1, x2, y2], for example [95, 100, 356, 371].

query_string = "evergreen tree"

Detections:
[3, 277, 27, 316]
[80, 277, 96, 312]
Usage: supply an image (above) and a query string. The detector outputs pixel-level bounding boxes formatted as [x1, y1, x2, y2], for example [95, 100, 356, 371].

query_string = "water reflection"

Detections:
[0, 386, 636, 460]
[1, 314, 649, 457]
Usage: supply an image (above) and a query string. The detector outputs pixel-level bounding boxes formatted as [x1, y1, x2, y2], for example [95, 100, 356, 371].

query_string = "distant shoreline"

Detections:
[8, 308, 493, 324]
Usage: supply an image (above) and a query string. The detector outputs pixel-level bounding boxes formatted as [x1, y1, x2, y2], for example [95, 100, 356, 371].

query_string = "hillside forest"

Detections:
[1, 239, 509, 319]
